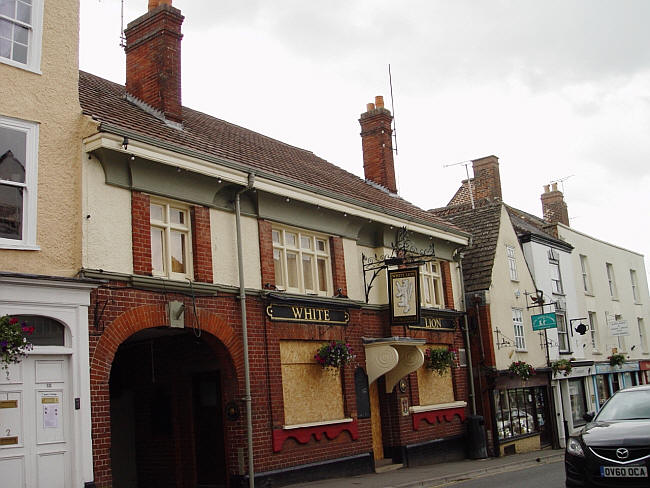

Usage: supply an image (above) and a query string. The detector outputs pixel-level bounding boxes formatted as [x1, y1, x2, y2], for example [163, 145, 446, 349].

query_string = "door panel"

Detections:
[0, 356, 70, 488]
[369, 381, 384, 460]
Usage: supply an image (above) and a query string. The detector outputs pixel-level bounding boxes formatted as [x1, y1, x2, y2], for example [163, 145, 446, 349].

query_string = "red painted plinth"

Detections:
[272, 419, 359, 452]
[412, 406, 466, 430]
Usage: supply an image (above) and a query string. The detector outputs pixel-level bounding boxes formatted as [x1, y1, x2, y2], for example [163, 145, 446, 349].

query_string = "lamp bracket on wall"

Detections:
[362, 227, 436, 303]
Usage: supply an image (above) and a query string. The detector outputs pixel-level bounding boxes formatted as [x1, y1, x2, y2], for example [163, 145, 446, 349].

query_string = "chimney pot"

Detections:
[544, 184, 550, 193]
[148, 0, 172, 10]
[375, 96, 384, 108]
[551, 182, 558, 192]
[366, 103, 375, 111]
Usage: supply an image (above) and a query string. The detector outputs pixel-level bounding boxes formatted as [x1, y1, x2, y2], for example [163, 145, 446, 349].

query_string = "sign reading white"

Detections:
[609, 320, 629, 337]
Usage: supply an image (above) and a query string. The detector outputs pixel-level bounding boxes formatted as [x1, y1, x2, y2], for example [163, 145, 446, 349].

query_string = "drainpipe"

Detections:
[235, 173, 256, 488]
[455, 251, 476, 415]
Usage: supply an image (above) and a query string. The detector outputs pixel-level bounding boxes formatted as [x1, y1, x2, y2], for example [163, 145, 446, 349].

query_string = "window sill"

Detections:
[584, 292, 595, 297]
[0, 57, 42, 74]
[282, 418, 353, 430]
[0, 243, 40, 251]
[410, 401, 467, 414]
[515, 349, 528, 353]
[592, 351, 602, 355]
[559, 351, 573, 355]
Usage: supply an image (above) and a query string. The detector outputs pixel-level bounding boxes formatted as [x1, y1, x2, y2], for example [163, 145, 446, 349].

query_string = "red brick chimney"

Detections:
[359, 96, 397, 193]
[541, 183, 569, 226]
[124, 0, 184, 123]
[472, 155, 502, 201]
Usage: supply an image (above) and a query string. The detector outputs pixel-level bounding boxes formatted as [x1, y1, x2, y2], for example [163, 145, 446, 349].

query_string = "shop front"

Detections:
[593, 361, 641, 409]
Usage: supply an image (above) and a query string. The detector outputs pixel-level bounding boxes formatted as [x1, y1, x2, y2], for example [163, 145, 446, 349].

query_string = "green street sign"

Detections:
[532, 312, 557, 331]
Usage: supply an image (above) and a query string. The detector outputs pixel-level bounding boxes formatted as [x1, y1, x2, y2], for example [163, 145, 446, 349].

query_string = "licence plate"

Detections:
[600, 466, 648, 478]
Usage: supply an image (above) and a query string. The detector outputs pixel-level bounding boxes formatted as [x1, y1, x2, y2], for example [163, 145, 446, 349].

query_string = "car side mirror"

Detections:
[583, 412, 595, 422]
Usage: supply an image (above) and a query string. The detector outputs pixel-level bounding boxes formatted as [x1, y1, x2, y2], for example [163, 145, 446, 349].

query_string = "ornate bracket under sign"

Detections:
[363, 337, 426, 393]
[272, 419, 359, 452]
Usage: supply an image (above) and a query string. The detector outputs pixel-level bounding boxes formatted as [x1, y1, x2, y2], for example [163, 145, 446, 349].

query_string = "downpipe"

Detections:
[235, 173, 256, 488]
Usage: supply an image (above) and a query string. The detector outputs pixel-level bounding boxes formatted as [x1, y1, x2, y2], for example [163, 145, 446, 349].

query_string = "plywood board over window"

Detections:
[280, 341, 345, 426]
[416, 345, 455, 406]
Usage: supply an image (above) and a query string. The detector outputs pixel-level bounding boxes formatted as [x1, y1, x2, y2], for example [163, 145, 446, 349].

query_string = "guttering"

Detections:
[235, 173, 256, 488]
[83, 130, 470, 245]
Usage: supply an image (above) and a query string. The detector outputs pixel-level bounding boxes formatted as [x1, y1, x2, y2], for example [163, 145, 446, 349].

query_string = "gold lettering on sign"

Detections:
[0, 437, 18, 446]
[0, 400, 18, 409]
[291, 306, 333, 323]
[424, 317, 443, 329]
[291, 307, 304, 319]
[41, 397, 59, 404]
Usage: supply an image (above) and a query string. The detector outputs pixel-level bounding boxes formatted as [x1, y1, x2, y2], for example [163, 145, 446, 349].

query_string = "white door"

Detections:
[0, 355, 71, 488]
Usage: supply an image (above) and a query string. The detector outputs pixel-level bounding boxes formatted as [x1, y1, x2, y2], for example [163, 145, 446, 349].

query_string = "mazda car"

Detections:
[565, 384, 650, 487]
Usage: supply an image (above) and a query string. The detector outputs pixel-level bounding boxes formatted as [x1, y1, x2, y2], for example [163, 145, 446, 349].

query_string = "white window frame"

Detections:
[0, 0, 44, 73]
[149, 198, 193, 280]
[0, 114, 39, 250]
[630, 269, 640, 303]
[506, 245, 518, 281]
[549, 251, 564, 295]
[512, 308, 526, 351]
[588, 311, 599, 352]
[557, 313, 570, 353]
[579, 254, 591, 294]
[639, 318, 647, 354]
[272, 226, 332, 296]
[606, 263, 618, 299]
[420, 260, 444, 309]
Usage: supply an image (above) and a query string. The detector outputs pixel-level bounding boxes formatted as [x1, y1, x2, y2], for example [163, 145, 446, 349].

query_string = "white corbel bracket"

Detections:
[363, 337, 426, 393]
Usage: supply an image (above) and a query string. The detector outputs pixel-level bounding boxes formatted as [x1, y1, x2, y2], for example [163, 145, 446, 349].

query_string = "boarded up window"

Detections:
[280, 340, 345, 425]
[417, 344, 455, 406]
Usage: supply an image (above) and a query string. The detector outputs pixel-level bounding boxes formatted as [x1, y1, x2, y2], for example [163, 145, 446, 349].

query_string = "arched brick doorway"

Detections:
[90, 305, 243, 488]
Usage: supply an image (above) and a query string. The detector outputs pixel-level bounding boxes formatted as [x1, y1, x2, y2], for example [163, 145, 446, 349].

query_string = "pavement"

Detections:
[284, 449, 565, 488]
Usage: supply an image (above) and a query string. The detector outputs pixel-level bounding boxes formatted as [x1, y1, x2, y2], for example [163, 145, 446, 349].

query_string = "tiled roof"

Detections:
[431, 201, 502, 292]
[78, 71, 468, 237]
[505, 205, 572, 250]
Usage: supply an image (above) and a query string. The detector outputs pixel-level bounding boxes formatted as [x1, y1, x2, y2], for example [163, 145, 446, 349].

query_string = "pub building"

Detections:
[77, 2, 474, 486]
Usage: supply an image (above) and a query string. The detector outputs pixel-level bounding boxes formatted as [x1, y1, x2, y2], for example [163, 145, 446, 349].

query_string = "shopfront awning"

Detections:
[363, 337, 426, 393]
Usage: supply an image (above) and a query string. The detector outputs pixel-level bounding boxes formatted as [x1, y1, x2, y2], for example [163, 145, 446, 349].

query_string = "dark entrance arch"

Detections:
[90, 305, 243, 488]
[110, 328, 232, 487]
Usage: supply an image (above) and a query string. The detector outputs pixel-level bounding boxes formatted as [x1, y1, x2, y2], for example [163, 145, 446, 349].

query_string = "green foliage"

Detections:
[314, 341, 355, 369]
[551, 359, 573, 377]
[424, 347, 456, 376]
[0, 315, 34, 372]
[508, 361, 536, 381]
[608, 353, 626, 367]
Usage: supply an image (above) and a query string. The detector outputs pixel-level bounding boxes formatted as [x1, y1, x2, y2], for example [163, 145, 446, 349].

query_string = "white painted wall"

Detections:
[558, 224, 650, 361]
[210, 209, 261, 289]
[82, 156, 133, 274]
[343, 237, 364, 302]
[491, 206, 548, 370]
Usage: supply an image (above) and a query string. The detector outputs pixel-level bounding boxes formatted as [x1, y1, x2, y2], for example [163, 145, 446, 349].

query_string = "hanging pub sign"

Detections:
[388, 267, 420, 326]
[532, 312, 557, 331]
[266, 303, 350, 325]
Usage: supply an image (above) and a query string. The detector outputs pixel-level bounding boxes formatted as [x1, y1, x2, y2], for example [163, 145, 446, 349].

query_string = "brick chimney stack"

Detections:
[359, 96, 397, 193]
[541, 182, 570, 226]
[125, 0, 184, 123]
[472, 155, 502, 201]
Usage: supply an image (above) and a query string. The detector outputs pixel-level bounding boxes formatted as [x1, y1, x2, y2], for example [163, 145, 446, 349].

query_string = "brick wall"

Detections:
[258, 219, 275, 288]
[330, 236, 348, 296]
[132, 191, 152, 275]
[359, 103, 397, 193]
[190, 205, 213, 282]
[124, 4, 184, 123]
[472, 155, 502, 202]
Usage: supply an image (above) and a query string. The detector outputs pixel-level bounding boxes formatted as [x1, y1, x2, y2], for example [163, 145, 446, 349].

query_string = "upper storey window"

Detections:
[420, 260, 444, 309]
[0, 0, 43, 72]
[0, 115, 38, 249]
[272, 226, 331, 296]
[150, 200, 192, 280]
[506, 245, 518, 281]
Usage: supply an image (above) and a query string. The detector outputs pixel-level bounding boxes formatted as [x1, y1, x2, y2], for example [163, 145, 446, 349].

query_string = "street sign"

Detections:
[532, 312, 557, 331]
[609, 320, 629, 337]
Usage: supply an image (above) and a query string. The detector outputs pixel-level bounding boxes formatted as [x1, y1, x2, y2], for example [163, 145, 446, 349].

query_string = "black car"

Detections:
[565, 384, 650, 487]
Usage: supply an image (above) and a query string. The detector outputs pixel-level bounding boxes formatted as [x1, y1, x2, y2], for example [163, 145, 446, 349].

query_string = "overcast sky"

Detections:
[80, 0, 650, 283]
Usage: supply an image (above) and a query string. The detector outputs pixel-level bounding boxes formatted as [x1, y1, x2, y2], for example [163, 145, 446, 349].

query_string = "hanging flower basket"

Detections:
[508, 361, 535, 381]
[423, 347, 456, 376]
[551, 359, 573, 377]
[608, 353, 626, 367]
[0, 315, 34, 373]
[314, 341, 355, 369]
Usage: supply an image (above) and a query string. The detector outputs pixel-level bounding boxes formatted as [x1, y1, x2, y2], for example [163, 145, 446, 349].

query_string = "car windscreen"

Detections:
[595, 389, 650, 421]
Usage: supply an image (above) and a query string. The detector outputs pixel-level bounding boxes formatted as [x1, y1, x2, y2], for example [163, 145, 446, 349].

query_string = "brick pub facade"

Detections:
[79, 2, 473, 486]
